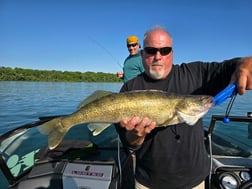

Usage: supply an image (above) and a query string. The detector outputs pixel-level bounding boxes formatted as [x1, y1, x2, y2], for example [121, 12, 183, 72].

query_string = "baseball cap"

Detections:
[126, 36, 139, 44]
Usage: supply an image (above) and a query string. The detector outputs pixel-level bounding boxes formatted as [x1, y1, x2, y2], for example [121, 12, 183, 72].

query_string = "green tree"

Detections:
[0, 67, 122, 82]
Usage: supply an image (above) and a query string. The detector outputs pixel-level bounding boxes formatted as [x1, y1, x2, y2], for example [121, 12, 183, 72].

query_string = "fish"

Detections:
[39, 90, 214, 150]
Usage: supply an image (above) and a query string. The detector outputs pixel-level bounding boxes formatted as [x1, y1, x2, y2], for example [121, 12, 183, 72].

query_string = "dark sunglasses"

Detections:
[144, 47, 172, 56]
[127, 43, 138, 48]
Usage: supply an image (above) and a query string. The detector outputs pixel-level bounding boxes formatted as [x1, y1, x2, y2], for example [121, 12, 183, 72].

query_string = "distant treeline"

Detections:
[0, 67, 122, 82]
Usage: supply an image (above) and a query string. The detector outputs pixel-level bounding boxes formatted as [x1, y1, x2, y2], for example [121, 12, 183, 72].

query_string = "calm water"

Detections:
[0, 81, 252, 135]
[0, 81, 122, 134]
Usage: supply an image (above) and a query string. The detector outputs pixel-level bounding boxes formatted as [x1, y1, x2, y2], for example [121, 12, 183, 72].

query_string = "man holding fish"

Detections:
[40, 26, 252, 189]
[116, 26, 252, 189]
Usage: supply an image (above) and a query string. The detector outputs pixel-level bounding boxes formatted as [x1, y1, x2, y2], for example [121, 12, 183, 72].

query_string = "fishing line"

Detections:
[89, 35, 123, 69]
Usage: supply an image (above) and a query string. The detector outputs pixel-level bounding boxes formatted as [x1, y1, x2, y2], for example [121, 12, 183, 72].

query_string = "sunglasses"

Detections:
[144, 47, 172, 56]
[127, 43, 138, 48]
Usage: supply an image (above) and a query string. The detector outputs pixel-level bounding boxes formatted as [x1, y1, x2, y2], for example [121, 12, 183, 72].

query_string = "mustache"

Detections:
[151, 61, 164, 66]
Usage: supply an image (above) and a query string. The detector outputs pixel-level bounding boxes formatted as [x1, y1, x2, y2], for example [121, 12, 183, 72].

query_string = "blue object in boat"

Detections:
[212, 82, 237, 106]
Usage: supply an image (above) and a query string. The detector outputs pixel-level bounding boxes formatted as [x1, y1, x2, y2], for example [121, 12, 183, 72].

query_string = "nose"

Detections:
[154, 51, 162, 60]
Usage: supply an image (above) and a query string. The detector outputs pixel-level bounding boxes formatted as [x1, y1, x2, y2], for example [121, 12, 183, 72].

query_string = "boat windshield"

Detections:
[0, 120, 119, 181]
[206, 115, 252, 157]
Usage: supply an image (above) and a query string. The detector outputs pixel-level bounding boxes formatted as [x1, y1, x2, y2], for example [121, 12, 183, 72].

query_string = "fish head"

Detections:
[176, 95, 214, 125]
[188, 95, 213, 113]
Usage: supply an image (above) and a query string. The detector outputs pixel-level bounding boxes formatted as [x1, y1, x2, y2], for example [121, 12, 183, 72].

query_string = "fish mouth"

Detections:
[197, 96, 214, 117]
[197, 96, 215, 113]
[205, 96, 215, 108]
[205, 102, 214, 109]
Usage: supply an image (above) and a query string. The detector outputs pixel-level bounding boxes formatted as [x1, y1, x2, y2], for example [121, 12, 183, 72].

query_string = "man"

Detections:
[116, 27, 252, 189]
[117, 35, 145, 82]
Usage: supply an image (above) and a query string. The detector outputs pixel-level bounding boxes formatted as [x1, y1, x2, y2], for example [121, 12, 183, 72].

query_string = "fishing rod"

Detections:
[88, 35, 123, 69]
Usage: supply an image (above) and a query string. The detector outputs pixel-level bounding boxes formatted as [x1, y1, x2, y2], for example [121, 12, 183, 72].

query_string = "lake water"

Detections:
[0, 81, 252, 135]
[0, 81, 122, 134]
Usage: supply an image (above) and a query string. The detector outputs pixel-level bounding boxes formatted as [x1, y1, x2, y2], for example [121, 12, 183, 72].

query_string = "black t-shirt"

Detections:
[116, 59, 239, 189]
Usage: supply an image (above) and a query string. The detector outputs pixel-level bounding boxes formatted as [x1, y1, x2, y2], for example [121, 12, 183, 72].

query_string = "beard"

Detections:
[148, 62, 165, 79]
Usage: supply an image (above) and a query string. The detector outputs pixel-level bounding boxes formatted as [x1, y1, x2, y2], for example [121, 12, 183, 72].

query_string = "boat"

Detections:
[0, 115, 134, 189]
[0, 112, 252, 189]
[204, 112, 252, 189]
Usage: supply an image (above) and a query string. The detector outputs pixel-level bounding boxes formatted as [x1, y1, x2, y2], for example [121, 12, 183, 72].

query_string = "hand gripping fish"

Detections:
[39, 90, 214, 150]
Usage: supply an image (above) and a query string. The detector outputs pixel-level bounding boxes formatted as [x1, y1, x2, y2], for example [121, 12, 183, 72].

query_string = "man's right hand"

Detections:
[120, 116, 156, 146]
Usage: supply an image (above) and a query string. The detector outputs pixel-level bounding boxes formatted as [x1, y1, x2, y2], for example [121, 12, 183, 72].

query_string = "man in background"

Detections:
[117, 35, 144, 82]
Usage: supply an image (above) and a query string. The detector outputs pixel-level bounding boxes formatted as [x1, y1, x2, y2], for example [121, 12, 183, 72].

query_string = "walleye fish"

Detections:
[39, 90, 213, 150]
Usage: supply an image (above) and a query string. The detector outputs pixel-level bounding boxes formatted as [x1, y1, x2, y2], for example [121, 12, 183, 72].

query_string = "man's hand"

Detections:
[231, 56, 252, 95]
[120, 116, 156, 146]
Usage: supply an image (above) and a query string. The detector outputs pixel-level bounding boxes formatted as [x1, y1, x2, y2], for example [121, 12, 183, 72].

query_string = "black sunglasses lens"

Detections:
[127, 43, 137, 48]
[144, 47, 172, 56]
[160, 47, 172, 55]
[144, 47, 157, 54]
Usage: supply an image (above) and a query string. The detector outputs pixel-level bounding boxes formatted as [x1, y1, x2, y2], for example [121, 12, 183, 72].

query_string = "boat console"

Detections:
[7, 157, 118, 189]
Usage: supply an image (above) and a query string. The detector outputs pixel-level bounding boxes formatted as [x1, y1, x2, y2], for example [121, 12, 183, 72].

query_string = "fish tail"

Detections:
[39, 117, 69, 150]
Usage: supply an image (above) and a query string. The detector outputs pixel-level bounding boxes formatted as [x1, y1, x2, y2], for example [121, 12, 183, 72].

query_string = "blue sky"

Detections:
[1, 0, 251, 74]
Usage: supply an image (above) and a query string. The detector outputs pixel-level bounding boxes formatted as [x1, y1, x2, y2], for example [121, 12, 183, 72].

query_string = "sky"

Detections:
[0, 0, 251, 74]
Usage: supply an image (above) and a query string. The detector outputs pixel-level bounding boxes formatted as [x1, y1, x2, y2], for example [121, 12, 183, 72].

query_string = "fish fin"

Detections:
[177, 111, 202, 126]
[78, 90, 114, 109]
[87, 123, 111, 136]
[39, 117, 69, 150]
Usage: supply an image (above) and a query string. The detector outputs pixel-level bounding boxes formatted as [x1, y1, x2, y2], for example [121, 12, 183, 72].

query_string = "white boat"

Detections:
[1, 112, 252, 189]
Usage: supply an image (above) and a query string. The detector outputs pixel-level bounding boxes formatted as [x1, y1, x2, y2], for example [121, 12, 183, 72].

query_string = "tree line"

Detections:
[0, 67, 122, 82]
